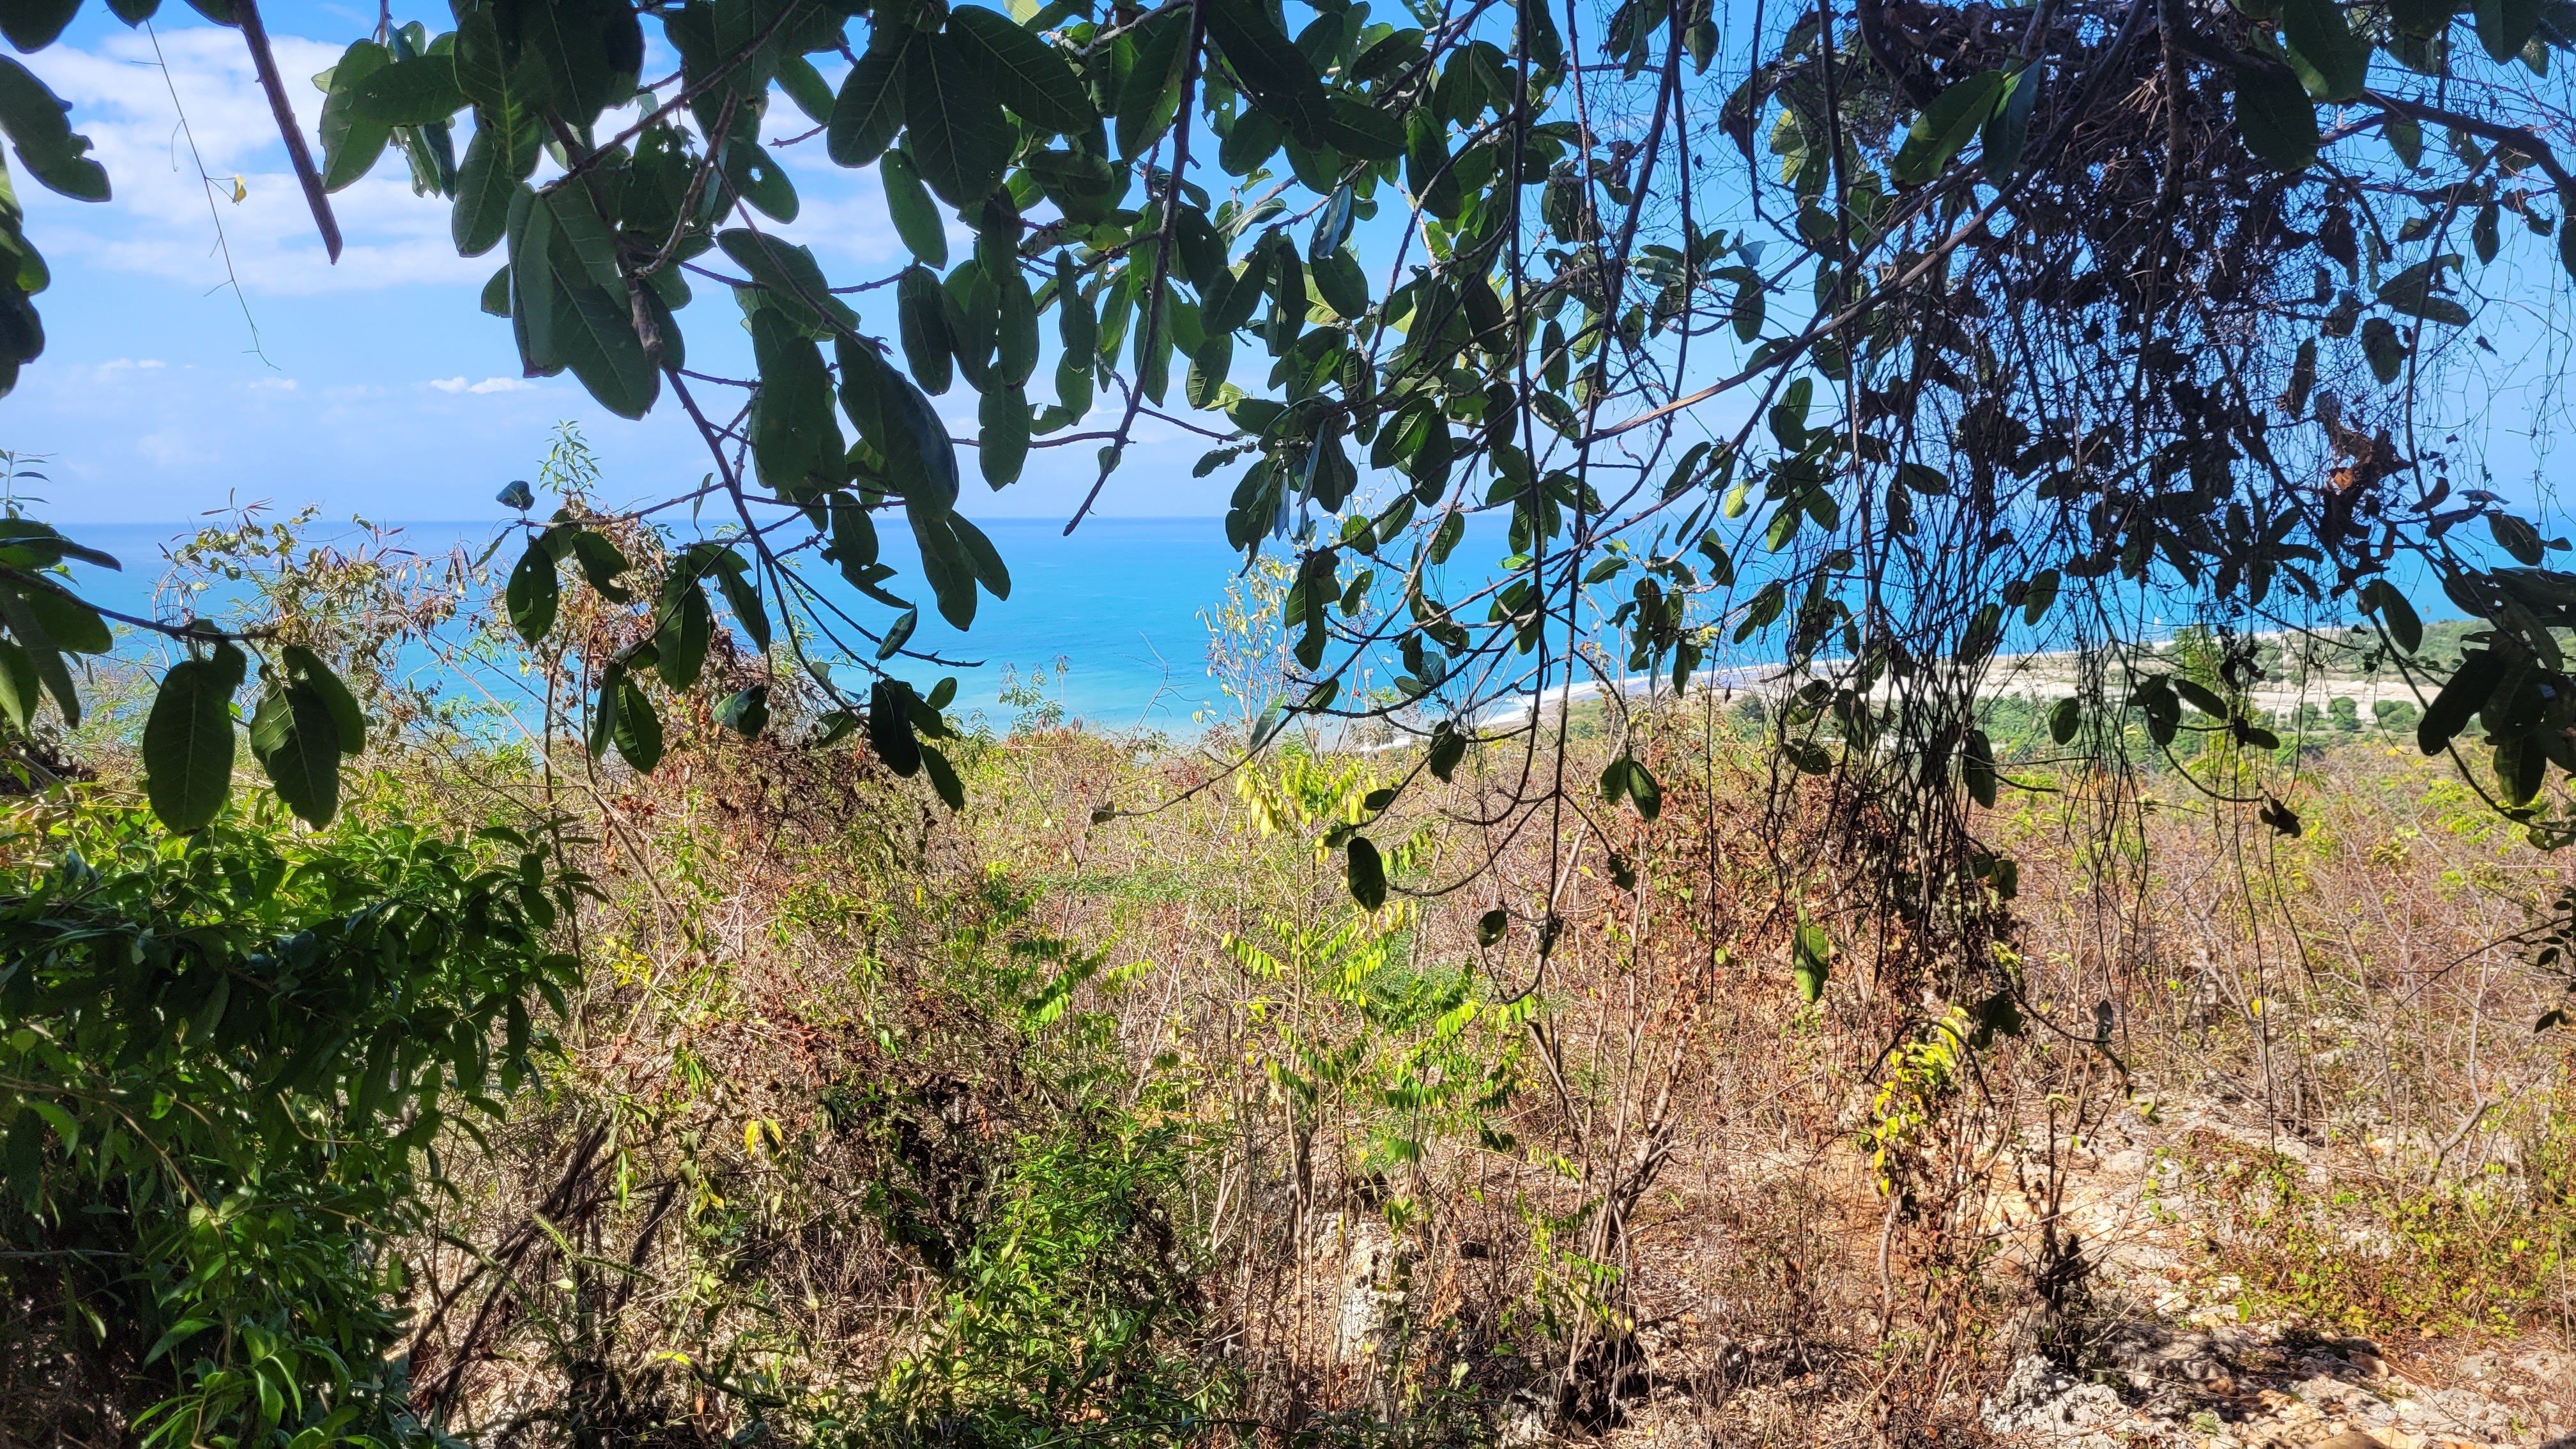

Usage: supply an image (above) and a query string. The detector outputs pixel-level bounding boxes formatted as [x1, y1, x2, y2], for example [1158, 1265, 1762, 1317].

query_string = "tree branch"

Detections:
[234, 0, 342, 263]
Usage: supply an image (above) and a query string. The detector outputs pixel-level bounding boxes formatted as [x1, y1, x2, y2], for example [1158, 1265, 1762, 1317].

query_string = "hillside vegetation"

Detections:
[1, 520, 2568, 1448]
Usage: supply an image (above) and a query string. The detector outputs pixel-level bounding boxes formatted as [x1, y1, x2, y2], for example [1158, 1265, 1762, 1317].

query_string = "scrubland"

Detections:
[3, 528, 2569, 1449]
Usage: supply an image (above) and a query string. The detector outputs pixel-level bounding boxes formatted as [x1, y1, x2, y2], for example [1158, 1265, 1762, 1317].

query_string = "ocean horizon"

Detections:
[53, 515, 1377, 731]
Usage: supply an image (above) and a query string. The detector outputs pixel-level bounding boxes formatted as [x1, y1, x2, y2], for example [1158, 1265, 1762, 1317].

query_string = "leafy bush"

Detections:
[0, 792, 575, 1446]
[788, 894, 1234, 1446]
[2172, 1126, 2575, 1337]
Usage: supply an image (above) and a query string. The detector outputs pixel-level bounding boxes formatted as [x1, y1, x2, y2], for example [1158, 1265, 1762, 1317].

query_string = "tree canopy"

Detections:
[0, 0, 2570, 960]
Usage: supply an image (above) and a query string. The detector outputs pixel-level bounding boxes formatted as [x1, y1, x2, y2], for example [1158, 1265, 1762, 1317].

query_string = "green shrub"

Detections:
[0, 792, 574, 1446]
[2175, 1126, 2574, 1337]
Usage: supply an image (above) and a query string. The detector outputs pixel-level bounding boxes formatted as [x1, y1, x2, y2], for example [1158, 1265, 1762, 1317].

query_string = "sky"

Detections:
[7, 1, 2568, 536]
[8, 0, 1223, 525]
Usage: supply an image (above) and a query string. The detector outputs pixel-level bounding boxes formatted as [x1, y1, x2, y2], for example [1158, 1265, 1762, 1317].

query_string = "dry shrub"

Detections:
[379, 680, 2572, 1447]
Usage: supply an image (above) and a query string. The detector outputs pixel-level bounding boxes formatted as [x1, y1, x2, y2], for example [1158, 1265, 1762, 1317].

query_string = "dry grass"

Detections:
[370, 688, 2573, 1446]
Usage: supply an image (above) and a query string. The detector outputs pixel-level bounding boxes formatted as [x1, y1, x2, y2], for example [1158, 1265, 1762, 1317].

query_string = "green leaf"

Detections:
[587, 661, 623, 758]
[2281, 0, 2370, 98]
[719, 682, 770, 737]
[0, 639, 40, 730]
[1476, 907, 1506, 945]
[452, 137, 521, 257]
[2379, 252, 2460, 311]
[1792, 917, 1831, 1003]
[351, 52, 466, 125]
[656, 576, 712, 690]
[1027, 146, 1123, 222]
[11, 579, 104, 653]
[281, 643, 365, 754]
[1981, 65, 2039, 182]
[1219, 107, 1284, 174]
[829, 28, 913, 167]
[2477, 0, 2543, 61]
[1322, 95, 1406, 160]
[979, 383, 1029, 486]
[881, 149, 950, 267]
[877, 607, 918, 659]
[2361, 315, 2407, 382]
[2418, 648, 2503, 755]
[143, 658, 237, 831]
[1892, 70, 2005, 185]
[2384, 111, 2423, 168]
[879, 360, 963, 509]
[1352, 26, 1426, 82]
[2496, 731, 2546, 804]
[543, 184, 622, 289]
[0, 0, 79, 51]
[506, 541, 559, 644]
[750, 308, 847, 502]
[1429, 719, 1466, 779]
[548, 279, 658, 418]
[720, 228, 859, 336]
[2359, 578, 2423, 652]
[1185, 334, 1232, 409]
[905, 31, 1008, 206]
[949, 5, 1093, 134]
[318, 42, 396, 192]
[2048, 696, 2081, 744]
[1204, 0, 1328, 144]
[250, 681, 342, 826]
[776, 52, 836, 126]
[498, 194, 556, 371]
[2490, 510, 2547, 565]
[1964, 728, 1997, 808]
[995, 263, 1037, 385]
[0, 583, 72, 724]
[1309, 249, 1367, 318]
[870, 677, 923, 776]
[1117, 9, 1190, 159]
[713, 557, 770, 652]
[2020, 567, 2059, 624]
[896, 264, 955, 394]
[611, 671, 663, 771]
[1630, 758, 1662, 820]
[2174, 677, 2228, 717]
[0, 57, 107, 201]
[921, 741, 965, 808]
[909, 505, 980, 628]
[1346, 835, 1386, 910]
[142, 1319, 214, 1368]
[524, 0, 642, 127]
[1405, 107, 1459, 220]
[567, 529, 632, 601]
[2232, 59, 2320, 170]
[1597, 753, 1630, 805]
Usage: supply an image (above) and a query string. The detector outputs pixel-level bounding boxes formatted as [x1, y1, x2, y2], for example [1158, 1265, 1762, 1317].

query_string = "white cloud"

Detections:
[10, 26, 909, 293]
[15, 26, 486, 295]
[8, 24, 910, 302]
[135, 429, 198, 467]
[429, 375, 535, 394]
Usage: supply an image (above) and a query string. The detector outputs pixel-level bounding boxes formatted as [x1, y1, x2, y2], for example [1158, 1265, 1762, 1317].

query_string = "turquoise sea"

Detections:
[57, 515, 1499, 731]
[53, 512, 2423, 734]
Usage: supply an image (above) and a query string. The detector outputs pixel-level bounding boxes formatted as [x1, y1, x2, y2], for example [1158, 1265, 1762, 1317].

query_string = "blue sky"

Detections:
[9, 0, 2569, 535]
[8, 0, 1223, 525]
